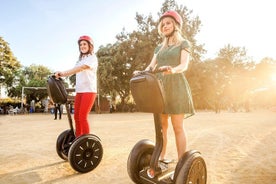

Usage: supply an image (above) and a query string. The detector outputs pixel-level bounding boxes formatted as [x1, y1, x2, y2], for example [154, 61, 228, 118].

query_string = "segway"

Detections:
[127, 69, 207, 183]
[47, 75, 103, 173]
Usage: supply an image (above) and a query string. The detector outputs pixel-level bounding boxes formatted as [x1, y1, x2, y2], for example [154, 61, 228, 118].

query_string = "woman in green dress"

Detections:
[136, 10, 195, 161]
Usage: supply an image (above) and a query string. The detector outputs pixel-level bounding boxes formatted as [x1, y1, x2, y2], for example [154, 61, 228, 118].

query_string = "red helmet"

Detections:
[78, 35, 94, 46]
[160, 10, 183, 27]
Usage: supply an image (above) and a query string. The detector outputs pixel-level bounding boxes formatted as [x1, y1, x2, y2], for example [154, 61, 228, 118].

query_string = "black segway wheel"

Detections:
[127, 139, 155, 184]
[56, 129, 75, 160]
[68, 134, 103, 173]
[174, 150, 207, 184]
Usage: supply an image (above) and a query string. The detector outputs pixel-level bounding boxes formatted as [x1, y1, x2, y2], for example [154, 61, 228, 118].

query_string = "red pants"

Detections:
[74, 92, 96, 137]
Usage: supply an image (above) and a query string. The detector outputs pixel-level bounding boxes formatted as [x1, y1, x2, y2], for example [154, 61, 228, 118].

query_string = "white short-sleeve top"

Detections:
[75, 54, 98, 93]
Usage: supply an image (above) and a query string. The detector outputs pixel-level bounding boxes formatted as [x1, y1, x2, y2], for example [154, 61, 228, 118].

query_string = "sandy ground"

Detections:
[0, 110, 275, 184]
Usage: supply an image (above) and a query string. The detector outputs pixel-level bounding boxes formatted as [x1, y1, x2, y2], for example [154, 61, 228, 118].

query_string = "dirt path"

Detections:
[0, 110, 275, 184]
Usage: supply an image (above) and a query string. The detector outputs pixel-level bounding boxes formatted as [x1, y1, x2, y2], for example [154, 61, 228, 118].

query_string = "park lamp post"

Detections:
[0, 75, 5, 99]
[21, 86, 25, 110]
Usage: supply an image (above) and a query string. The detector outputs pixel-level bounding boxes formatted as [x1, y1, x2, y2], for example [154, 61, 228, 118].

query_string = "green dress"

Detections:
[155, 40, 195, 118]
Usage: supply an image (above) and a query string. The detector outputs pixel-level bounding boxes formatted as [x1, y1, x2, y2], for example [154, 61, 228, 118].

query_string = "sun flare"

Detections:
[272, 73, 276, 82]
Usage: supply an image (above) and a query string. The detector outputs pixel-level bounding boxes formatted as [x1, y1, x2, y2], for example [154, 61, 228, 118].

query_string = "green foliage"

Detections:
[0, 36, 21, 91]
[20, 65, 52, 104]
[0, 37, 55, 107]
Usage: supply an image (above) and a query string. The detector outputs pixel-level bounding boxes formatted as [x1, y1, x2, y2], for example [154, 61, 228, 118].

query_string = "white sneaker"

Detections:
[158, 160, 168, 171]
[170, 173, 174, 180]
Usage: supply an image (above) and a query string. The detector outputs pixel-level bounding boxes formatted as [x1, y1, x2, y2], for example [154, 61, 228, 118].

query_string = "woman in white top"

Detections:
[55, 35, 98, 137]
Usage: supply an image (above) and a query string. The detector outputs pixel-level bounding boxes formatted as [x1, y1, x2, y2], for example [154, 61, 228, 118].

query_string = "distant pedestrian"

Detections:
[30, 100, 35, 113]
[54, 103, 62, 120]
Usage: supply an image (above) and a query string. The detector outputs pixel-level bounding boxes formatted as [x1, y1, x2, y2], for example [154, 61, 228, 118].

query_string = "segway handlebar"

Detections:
[50, 73, 64, 81]
[133, 66, 171, 76]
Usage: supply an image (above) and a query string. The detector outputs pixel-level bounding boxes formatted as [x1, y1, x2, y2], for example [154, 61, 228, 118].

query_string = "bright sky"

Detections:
[1, 0, 275, 71]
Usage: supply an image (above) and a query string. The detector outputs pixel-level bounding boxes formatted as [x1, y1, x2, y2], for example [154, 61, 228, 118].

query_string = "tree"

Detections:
[253, 57, 276, 88]
[0, 36, 21, 96]
[250, 58, 276, 107]
[9, 64, 52, 107]
[196, 58, 231, 111]
[212, 44, 254, 111]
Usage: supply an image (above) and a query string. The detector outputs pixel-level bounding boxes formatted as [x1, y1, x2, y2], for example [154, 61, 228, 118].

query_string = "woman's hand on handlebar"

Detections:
[158, 66, 175, 75]
[133, 70, 141, 76]
[133, 66, 175, 76]
[54, 71, 62, 78]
